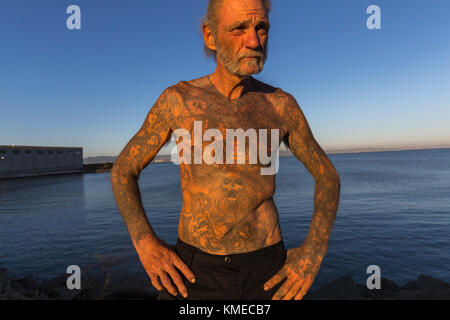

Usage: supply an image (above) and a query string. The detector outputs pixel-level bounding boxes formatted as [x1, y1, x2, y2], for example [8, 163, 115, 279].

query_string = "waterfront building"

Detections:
[0, 145, 83, 179]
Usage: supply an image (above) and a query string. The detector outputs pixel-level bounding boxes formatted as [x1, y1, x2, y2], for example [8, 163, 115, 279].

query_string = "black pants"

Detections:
[157, 238, 287, 300]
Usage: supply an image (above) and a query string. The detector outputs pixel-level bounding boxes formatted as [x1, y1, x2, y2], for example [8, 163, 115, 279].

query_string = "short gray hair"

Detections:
[201, 0, 272, 58]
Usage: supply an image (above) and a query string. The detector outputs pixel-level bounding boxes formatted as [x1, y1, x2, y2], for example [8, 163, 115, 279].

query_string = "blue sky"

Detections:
[1, 0, 449, 157]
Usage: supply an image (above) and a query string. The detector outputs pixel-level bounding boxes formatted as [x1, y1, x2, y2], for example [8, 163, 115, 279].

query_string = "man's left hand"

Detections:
[263, 244, 324, 300]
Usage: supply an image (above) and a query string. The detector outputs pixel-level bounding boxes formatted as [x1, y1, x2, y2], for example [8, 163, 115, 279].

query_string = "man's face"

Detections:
[215, 0, 270, 76]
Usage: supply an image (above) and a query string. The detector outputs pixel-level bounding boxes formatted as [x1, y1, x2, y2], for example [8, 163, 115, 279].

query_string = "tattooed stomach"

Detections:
[177, 165, 283, 254]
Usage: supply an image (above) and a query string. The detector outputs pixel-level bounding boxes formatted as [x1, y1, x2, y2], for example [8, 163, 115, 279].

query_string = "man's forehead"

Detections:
[219, 0, 269, 25]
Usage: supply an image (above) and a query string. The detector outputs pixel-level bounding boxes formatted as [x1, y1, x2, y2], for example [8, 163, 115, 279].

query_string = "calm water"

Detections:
[1, 149, 449, 289]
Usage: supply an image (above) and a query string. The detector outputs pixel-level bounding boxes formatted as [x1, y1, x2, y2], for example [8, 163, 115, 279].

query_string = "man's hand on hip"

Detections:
[263, 244, 323, 300]
[135, 237, 196, 298]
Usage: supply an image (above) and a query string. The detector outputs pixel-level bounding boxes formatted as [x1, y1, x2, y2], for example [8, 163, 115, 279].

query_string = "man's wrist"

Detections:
[132, 232, 161, 251]
[301, 240, 328, 260]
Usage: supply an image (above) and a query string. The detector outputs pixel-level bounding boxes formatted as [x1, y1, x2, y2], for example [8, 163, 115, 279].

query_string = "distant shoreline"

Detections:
[325, 146, 450, 155]
[84, 146, 450, 166]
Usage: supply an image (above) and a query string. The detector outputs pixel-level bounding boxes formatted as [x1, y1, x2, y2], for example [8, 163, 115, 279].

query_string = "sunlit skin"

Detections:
[110, 0, 340, 300]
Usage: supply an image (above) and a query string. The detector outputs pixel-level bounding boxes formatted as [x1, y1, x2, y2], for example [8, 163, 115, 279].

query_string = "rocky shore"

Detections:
[1, 268, 449, 300]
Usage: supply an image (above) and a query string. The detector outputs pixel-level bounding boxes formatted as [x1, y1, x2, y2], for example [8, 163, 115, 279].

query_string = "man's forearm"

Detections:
[110, 166, 159, 248]
[303, 174, 340, 258]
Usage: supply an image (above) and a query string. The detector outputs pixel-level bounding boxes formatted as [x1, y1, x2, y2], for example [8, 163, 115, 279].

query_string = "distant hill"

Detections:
[83, 156, 117, 164]
[325, 145, 450, 154]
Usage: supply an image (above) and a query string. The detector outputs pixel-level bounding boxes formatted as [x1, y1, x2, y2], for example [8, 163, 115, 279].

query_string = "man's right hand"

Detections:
[134, 237, 196, 298]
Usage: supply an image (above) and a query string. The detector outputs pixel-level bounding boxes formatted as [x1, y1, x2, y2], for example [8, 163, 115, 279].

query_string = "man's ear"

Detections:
[202, 24, 217, 52]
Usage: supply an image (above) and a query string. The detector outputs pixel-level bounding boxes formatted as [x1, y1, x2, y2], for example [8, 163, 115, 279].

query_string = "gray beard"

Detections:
[215, 39, 268, 77]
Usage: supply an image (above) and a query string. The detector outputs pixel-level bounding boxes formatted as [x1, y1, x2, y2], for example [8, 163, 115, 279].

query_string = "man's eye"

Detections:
[257, 30, 268, 36]
[232, 28, 245, 35]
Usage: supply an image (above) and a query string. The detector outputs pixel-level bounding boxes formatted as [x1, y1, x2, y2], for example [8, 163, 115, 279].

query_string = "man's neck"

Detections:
[209, 61, 253, 101]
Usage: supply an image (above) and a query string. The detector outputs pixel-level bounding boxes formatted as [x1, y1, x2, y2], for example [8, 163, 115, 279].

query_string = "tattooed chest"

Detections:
[173, 95, 284, 134]
[171, 96, 285, 168]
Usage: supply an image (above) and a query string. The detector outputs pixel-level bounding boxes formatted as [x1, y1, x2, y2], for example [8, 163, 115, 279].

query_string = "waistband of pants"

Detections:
[175, 238, 286, 265]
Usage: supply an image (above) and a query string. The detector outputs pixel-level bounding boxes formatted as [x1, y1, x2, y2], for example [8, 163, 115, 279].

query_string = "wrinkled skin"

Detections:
[110, 0, 340, 300]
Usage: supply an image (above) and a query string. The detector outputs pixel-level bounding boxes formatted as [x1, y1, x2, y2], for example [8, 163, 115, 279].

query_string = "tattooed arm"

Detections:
[264, 93, 341, 300]
[110, 87, 195, 298]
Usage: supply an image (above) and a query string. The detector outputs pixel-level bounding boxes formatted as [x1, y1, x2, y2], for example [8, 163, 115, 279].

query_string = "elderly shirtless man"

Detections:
[111, 0, 340, 300]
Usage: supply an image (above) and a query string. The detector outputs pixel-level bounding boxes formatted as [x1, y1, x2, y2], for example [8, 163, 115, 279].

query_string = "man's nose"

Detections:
[244, 28, 260, 50]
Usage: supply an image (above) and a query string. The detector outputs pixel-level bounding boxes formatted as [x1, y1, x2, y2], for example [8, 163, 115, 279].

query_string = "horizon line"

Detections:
[84, 145, 450, 159]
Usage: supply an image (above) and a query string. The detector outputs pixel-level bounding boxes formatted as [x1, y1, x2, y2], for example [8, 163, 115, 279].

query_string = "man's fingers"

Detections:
[271, 279, 294, 300]
[158, 272, 178, 296]
[149, 274, 163, 291]
[263, 267, 286, 291]
[282, 281, 303, 300]
[294, 283, 311, 300]
[166, 265, 188, 298]
[173, 256, 196, 284]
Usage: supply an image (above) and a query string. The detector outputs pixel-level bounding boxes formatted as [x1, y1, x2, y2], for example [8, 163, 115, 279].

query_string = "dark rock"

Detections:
[395, 275, 450, 300]
[41, 273, 67, 289]
[11, 275, 40, 298]
[402, 280, 419, 291]
[417, 274, 450, 290]
[17, 275, 39, 291]
[2, 266, 450, 300]
[102, 287, 157, 300]
[357, 277, 400, 299]
[415, 288, 450, 300]
[304, 275, 363, 300]
[0, 268, 10, 292]
[39, 273, 80, 300]
[394, 290, 419, 300]
[396, 288, 450, 300]
[0, 268, 31, 300]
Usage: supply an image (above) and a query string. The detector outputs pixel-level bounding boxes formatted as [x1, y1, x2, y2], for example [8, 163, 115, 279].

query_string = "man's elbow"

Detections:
[320, 167, 340, 189]
[110, 161, 138, 186]
[329, 168, 341, 189]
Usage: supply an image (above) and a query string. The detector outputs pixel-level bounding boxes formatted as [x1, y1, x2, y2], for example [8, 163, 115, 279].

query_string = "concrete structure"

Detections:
[0, 145, 83, 179]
